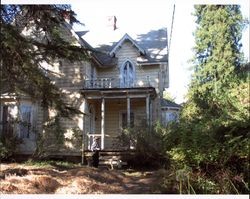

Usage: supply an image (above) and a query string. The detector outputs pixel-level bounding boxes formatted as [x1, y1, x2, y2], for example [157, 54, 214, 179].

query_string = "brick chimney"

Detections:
[63, 10, 71, 24]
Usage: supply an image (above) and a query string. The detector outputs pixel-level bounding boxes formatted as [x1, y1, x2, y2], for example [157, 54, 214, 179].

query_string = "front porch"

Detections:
[81, 87, 156, 151]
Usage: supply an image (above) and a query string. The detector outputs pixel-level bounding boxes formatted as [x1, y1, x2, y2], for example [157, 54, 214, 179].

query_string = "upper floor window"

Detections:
[121, 60, 135, 88]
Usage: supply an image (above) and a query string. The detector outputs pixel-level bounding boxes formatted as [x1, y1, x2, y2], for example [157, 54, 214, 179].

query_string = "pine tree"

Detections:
[190, 5, 244, 111]
[173, 5, 249, 178]
[0, 5, 90, 116]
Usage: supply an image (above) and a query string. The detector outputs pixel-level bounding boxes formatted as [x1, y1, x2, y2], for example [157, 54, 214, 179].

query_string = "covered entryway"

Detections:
[81, 87, 156, 151]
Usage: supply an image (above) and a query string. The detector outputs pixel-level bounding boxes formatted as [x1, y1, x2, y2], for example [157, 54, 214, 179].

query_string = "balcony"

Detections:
[84, 77, 151, 89]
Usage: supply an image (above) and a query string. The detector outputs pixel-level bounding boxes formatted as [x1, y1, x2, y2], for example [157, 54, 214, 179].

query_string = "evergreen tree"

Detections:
[0, 5, 90, 116]
[163, 90, 176, 102]
[188, 5, 249, 127]
[190, 5, 244, 111]
[165, 6, 249, 193]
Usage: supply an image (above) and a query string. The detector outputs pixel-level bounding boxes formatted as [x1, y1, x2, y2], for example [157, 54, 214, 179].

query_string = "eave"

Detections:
[109, 33, 145, 57]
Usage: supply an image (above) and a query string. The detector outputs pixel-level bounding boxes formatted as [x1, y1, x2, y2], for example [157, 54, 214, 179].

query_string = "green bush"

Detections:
[117, 121, 169, 169]
[0, 133, 22, 159]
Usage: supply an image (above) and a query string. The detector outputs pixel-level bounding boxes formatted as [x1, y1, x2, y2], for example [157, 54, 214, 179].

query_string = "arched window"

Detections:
[121, 60, 135, 87]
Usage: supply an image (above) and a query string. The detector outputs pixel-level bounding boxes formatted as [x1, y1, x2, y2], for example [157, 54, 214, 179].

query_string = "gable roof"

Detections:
[93, 28, 168, 65]
[73, 27, 168, 67]
[75, 31, 89, 37]
[109, 33, 146, 56]
[70, 25, 117, 67]
[136, 28, 168, 64]
[161, 98, 181, 109]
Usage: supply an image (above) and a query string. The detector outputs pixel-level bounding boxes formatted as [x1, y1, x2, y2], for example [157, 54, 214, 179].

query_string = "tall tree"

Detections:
[190, 5, 244, 112]
[173, 5, 249, 172]
[151, 5, 249, 193]
[163, 90, 176, 102]
[0, 5, 90, 116]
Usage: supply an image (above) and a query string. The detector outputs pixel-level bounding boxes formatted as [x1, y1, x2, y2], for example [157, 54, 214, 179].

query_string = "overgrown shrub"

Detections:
[0, 133, 22, 159]
[117, 121, 170, 169]
[160, 99, 249, 193]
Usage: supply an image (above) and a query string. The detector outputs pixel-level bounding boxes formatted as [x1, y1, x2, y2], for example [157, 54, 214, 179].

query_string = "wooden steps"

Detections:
[84, 150, 135, 169]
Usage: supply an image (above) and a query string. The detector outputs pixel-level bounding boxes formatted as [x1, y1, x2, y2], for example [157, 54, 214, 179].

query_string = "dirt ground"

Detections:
[0, 163, 166, 194]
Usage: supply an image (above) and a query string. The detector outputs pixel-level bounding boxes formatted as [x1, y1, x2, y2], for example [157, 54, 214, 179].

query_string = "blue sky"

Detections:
[3, 0, 250, 103]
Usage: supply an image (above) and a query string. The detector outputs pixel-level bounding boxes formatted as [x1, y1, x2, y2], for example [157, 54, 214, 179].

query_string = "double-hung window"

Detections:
[19, 105, 32, 138]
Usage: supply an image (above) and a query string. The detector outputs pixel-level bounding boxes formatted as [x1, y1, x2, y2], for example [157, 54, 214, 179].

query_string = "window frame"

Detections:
[120, 60, 135, 88]
[165, 111, 178, 123]
[19, 104, 33, 139]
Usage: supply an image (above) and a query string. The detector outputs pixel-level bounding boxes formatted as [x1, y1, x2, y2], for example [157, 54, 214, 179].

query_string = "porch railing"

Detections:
[87, 133, 102, 150]
[84, 77, 151, 89]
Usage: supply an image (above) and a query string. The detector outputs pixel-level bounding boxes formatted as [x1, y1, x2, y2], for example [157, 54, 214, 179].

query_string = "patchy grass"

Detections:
[24, 159, 80, 169]
[0, 162, 166, 194]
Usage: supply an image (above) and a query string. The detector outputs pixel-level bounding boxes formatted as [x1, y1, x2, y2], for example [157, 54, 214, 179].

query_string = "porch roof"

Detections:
[81, 87, 156, 99]
[161, 99, 181, 110]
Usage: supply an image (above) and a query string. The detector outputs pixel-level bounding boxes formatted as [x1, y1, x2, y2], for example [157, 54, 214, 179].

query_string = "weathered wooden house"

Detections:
[0, 19, 170, 161]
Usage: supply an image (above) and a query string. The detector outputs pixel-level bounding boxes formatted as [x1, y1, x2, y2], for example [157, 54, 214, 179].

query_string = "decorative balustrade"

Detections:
[84, 77, 151, 89]
[84, 78, 114, 89]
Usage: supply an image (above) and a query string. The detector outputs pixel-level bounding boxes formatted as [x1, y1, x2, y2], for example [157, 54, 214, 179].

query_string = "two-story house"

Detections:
[0, 20, 168, 158]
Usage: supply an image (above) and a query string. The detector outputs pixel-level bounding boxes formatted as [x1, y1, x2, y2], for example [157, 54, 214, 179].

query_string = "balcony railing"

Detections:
[84, 78, 114, 89]
[84, 77, 151, 89]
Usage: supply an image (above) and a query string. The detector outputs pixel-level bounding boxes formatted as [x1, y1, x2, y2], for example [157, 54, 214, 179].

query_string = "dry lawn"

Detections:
[0, 163, 165, 194]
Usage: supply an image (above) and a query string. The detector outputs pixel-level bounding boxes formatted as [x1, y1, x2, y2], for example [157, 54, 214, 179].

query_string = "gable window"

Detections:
[121, 60, 135, 88]
[19, 105, 32, 139]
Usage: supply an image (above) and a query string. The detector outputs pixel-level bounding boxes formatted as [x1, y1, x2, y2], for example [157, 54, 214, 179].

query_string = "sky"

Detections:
[70, 0, 249, 103]
[70, 0, 194, 104]
[3, 0, 250, 104]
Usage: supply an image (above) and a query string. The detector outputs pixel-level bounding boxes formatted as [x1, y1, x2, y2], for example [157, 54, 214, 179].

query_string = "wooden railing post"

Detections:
[127, 96, 130, 128]
[101, 97, 105, 149]
[146, 94, 150, 126]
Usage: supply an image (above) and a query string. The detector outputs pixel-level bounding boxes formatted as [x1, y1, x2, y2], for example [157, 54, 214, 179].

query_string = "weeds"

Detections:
[24, 159, 79, 169]
[0, 163, 164, 194]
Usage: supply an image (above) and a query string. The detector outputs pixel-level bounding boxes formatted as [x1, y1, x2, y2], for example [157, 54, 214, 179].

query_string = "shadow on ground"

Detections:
[0, 163, 165, 194]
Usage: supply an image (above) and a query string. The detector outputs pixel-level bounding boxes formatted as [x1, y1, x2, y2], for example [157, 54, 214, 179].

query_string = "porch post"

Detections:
[146, 94, 150, 126]
[127, 96, 130, 128]
[101, 97, 105, 149]
[81, 99, 86, 165]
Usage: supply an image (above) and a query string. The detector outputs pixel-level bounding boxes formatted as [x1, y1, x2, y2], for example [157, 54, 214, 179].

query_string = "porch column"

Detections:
[146, 94, 150, 126]
[150, 99, 153, 130]
[101, 97, 105, 149]
[127, 96, 130, 128]
[81, 99, 86, 165]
